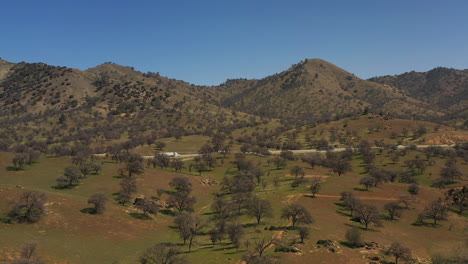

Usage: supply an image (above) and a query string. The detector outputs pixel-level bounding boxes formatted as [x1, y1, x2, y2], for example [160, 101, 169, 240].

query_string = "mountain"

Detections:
[368, 67, 468, 125]
[0, 60, 260, 152]
[215, 59, 443, 123]
[0, 58, 464, 131]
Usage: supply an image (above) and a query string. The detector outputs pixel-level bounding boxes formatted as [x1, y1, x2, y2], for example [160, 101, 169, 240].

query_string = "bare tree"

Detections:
[281, 203, 313, 228]
[253, 238, 277, 257]
[174, 214, 204, 252]
[298, 226, 310, 243]
[345, 227, 363, 247]
[272, 156, 287, 169]
[247, 196, 273, 224]
[57, 166, 83, 188]
[407, 183, 420, 195]
[124, 153, 145, 177]
[359, 176, 376, 191]
[9, 191, 47, 223]
[290, 165, 305, 180]
[384, 202, 402, 220]
[170, 159, 185, 172]
[12, 242, 44, 264]
[232, 192, 253, 214]
[424, 198, 447, 225]
[118, 178, 137, 205]
[356, 204, 382, 230]
[440, 163, 463, 183]
[139, 243, 187, 264]
[386, 242, 412, 264]
[309, 177, 322, 197]
[227, 223, 244, 251]
[327, 153, 352, 176]
[210, 197, 236, 235]
[88, 193, 107, 214]
[134, 197, 160, 216]
[168, 192, 196, 212]
[169, 177, 192, 194]
[340, 192, 361, 217]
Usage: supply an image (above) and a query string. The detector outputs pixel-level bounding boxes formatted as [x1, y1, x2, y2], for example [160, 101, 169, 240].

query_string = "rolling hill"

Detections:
[215, 59, 445, 124]
[369, 67, 468, 127]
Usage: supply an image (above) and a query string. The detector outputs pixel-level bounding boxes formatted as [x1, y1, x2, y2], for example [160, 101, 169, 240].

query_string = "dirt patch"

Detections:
[425, 132, 468, 144]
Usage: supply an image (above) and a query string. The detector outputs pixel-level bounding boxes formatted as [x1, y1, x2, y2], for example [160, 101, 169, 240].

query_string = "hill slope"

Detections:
[369, 67, 468, 126]
[215, 59, 444, 123]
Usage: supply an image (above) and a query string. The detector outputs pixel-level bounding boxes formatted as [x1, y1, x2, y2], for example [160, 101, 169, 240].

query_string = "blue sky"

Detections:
[1, 0, 467, 85]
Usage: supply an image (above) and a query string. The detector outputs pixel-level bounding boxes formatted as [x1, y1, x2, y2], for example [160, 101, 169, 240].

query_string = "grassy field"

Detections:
[0, 146, 466, 264]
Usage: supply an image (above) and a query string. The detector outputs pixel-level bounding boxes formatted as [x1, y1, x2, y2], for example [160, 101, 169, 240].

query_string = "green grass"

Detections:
[0, 149, 466, 264]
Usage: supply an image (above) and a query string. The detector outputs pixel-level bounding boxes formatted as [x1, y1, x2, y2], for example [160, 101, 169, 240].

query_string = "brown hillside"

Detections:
[216, 59, 443, 123]
[369, 67, 468, 127]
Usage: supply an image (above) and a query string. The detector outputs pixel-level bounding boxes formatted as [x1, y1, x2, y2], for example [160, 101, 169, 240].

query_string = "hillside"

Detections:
[215, 59, 444, 124]
[0, 60, 264, 154]
[0, 58, 466, 156]
[369, 67, 468, 127]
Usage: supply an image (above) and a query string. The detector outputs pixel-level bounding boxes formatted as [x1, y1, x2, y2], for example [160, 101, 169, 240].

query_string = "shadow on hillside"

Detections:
[353, 187, 368, 192]
[411, 221, 440, 228]
[80, 207, 96, 214]
[335, 209, 351, 217]
[159, 209, 176, 216]
[0, 217, 12, 224]
[344, 223, 379, 232]
[339, 241, 363, 249]
[129, 212, 152, 220]
[6, 166, 23, 171]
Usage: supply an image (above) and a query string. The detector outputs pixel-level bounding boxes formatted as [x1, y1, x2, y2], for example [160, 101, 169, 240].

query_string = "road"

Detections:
[94, 144, 456, 160]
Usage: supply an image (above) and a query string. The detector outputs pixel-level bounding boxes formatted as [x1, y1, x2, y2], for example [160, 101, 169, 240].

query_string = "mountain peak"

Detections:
[0, 58, 12, 65]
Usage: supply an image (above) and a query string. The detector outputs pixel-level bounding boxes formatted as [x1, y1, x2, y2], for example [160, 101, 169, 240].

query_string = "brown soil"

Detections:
[425, 132, 468, 144]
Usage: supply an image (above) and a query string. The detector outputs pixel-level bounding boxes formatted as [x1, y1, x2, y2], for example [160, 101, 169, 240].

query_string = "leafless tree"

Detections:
[139, 243, 187, 264]
[247, 196, 273, 224]
[309, 177, 322, 197]
[88, 193, 108, 214]
[340, 192, 361, 216]
[386, 242, 412, 264]
[356, 204, 382, 230]
[298, 226, 310, 243]
[424, 198, 447, 225]
[134, 197, 160, 216]
[9, 191, 47, 223]
[384, 202, 402, 220]
[281, 203, 313, 228]
[118, 178, 137, 205]
[168, 192, 196, 212]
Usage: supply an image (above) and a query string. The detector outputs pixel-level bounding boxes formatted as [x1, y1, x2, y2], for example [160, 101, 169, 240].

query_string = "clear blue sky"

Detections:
[1, 0, 467, 85]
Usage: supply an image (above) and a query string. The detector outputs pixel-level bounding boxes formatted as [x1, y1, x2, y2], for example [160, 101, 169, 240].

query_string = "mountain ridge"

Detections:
[0, 57, 465, 127]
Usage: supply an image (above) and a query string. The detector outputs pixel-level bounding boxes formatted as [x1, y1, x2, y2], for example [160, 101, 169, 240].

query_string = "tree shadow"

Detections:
[159, 209, 176, 216]
[202, 211, 215, 216]
[129, 212, 152, 220]
[241, 223, 257, 228]
[411, 221, 438, 227]
[353, 187, 368, 192]
[335, 210, 351, 217]
[339, 241, 363, 249]
[112, 175, 127, 179]
[211, 245, 237, 252]
[80, 207, 96, 214]
[6, 166, 23, 171]
[51, 185, 74, 190]
[0, 217, 12, 224]
[344, 223, 379, 232]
